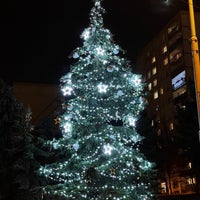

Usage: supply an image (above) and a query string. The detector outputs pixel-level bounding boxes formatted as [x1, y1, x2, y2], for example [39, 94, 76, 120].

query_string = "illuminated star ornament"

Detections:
[97, 83, 108, 93]
[63, 122, 72, 134]
[110, 167, 116, 176]
[96, 46, 105, 55]
[133, 76, 141, 86]
[62, 86, 73, 96]
[127, 116, 136, 127]
[81, 28, 90, 40]
[54, 117, 61, 125]
[103, 144, 113, 155]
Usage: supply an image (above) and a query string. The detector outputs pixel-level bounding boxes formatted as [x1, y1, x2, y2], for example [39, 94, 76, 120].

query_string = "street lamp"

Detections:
[187, 0, 200, 142]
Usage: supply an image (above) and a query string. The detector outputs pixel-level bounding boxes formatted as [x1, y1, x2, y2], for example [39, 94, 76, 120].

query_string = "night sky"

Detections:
[0, 0, 197, 84]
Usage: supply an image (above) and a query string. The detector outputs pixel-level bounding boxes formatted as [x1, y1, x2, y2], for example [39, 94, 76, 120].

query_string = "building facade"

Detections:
[13, 82, 61, 125]
[136, 11, 200, 195]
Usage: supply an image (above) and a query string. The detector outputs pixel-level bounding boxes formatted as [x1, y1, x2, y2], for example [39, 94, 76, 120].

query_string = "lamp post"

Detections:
[188, 0, 200, 142]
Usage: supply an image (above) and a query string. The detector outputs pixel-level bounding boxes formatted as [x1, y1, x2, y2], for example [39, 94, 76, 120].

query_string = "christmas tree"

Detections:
[38, 0, 156, 199]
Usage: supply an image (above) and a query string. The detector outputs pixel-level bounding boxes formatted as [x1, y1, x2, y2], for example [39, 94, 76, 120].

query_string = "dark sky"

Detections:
[1, 0, 197, 84]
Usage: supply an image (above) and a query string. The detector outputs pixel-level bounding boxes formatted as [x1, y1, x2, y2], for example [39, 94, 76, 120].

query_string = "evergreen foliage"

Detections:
[0, 79, 42, 200]
[38, 1, 157, 199]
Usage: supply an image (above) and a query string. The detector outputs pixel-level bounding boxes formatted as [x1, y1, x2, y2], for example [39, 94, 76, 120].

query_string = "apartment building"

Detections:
[136, 11, 200, 195]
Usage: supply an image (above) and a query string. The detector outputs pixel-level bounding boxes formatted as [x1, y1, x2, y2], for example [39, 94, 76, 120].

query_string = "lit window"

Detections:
[176, 52, 182, 60]
[188, 162, 192, 169]
[169, 122, 174, 131]
[180, 104, 186, 110]
[153, 79, 157, 87]
[161, 182, 167, 193]
[169, 48, 182, 63]
[148, 83, 152, 91]
[154, 91, 158, 99]
[162, 46, 167, 53]
[147, 71, 151, 79]
[152, 67, 157, 75]
[163, 57, 168, 66]
[172, 70, 186, 91]
[187, 178, 196, 185]
[168, 24, 180, 34]
[152, 56, 156, 63]
[160, 88, 164, 94]
[156, 105, 159, 111]
[173, 85, 187, 98]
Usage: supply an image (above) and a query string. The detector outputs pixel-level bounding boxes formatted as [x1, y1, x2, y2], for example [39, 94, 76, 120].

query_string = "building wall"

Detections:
[13, 82, 61, 124]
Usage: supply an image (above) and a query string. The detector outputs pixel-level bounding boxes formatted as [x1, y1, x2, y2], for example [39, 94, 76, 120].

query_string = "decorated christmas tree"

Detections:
[38, 0, 156, 199]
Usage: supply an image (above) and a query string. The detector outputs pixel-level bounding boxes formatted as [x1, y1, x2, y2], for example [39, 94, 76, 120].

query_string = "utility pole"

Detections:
[188, 0, 200, 142]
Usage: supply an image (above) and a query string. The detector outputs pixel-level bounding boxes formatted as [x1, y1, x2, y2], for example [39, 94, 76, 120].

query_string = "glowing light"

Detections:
[96, 46, 105, 55]
[130, 76, 141, 86]
[73, 142, 80, 151]
[133, 76, 141, 86]
[103, 144, 113, 155]
[66, 73, 72, 78]
[97, 83, 108, 93]
[117, 90, 124, 97]
[52, 140, 59, 150]
[63, 122, 72, 133]
[126, 115, 136, 127]
[73, 52, 79, 59]
[113, 48, 119, 54]
[162, 0, 170, 6]
[81, 29, 90, 40]
[62, 86, 73, 96]
[38, 0, 155, 197]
